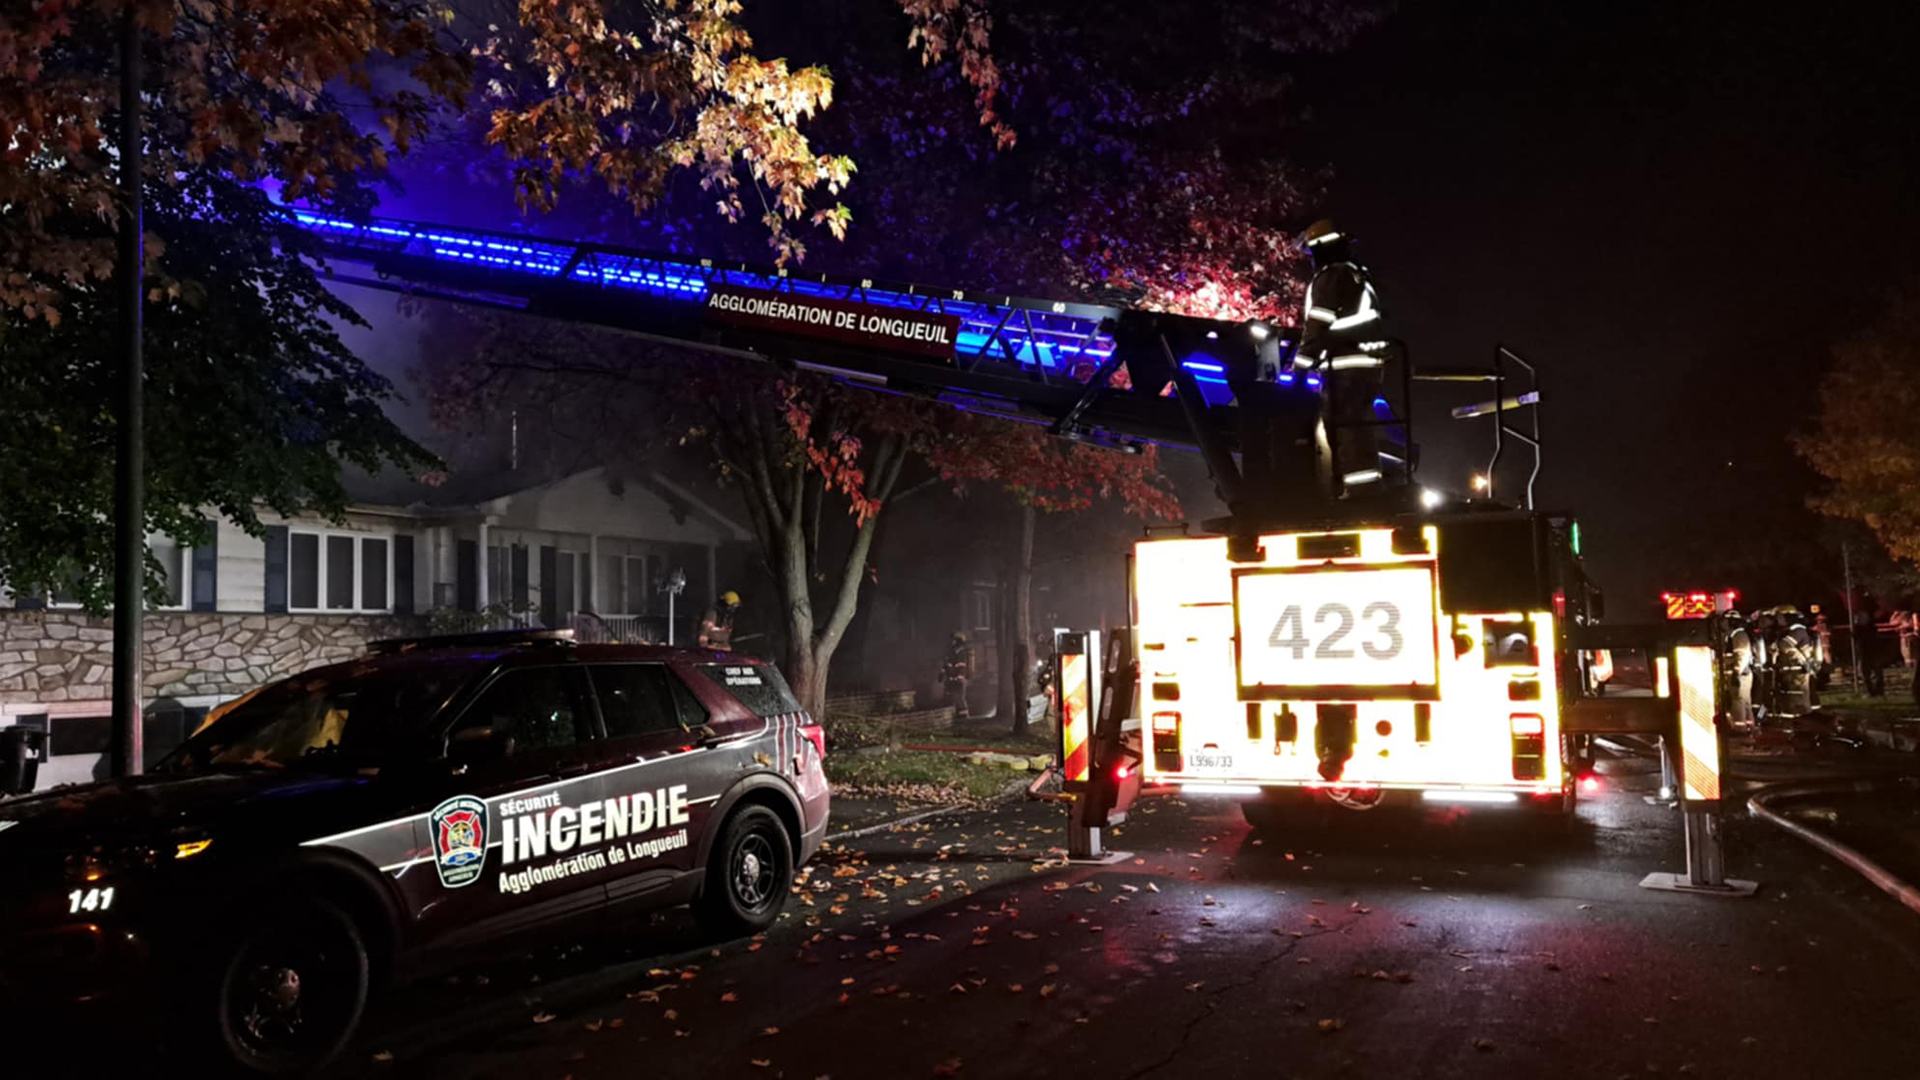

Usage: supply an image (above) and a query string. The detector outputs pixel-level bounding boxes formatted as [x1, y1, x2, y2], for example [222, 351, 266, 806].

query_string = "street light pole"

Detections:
[110, 2, 146, 778]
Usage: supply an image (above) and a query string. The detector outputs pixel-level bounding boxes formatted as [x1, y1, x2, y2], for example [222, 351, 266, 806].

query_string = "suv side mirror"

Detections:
[448, 725, 515, 768]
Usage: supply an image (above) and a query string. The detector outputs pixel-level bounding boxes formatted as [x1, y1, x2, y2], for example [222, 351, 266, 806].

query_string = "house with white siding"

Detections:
[0, 466, 750, 791]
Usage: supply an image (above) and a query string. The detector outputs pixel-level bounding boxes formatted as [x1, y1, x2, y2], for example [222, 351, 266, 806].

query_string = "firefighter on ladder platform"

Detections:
[1296, 220, 1392, 497]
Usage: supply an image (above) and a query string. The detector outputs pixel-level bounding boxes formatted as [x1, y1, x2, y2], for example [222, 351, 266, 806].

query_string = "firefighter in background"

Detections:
[1296, 220, 1390, 498]
[1893, 604, 1918, 668]
[1725, 612, 1756, 726]
[942, 632, 972, 721]
[698, 590, 740, 651]
[1853, 605, 1886, 696]
[1771, 607, 1815, 716]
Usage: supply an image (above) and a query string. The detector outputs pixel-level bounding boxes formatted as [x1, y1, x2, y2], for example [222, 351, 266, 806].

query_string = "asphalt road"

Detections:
[305, 757, 1920, 1080]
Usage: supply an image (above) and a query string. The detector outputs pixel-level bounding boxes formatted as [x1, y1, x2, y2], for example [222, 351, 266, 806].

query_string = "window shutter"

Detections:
[511, 544, 530, 610]
[191, 518, 217, 611]
[457, 539, 478, 611]
[539, 545, 558, 627]
[264, 525, 289, 613]
[394, 535, 415, 615]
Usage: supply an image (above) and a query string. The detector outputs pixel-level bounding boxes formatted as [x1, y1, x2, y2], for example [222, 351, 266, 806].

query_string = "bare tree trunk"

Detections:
[760, 431, 903, 719]
[1003, 502, 1036, 735]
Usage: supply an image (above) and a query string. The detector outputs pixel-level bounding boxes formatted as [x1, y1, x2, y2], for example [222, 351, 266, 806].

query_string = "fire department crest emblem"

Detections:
[428, 795, 488, 889]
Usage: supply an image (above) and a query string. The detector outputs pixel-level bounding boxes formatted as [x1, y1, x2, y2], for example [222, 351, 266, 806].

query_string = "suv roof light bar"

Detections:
[366, 627, 578, 655]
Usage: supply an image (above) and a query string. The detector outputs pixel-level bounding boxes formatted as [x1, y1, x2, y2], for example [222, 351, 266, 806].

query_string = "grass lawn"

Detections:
[913, 722, 1056, 753]
[1819, 674, 1920, 722]
[823, 749, 1029, 803]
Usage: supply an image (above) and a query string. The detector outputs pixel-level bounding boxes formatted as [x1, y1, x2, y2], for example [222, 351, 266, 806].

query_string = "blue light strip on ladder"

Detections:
[290, 211, 1118, 372]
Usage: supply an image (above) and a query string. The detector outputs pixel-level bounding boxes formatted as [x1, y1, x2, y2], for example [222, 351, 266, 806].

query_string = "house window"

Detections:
[971, 588, 993, 633]
[487, 543, 529, 609]
[47, 534, 189, 611]
[150, 535, 186, 608]
[623, 554, 651, 614]
[287, 529, 393, 613]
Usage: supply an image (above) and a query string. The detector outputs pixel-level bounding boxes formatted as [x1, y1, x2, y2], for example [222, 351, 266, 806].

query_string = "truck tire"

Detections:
[185, 896, 371, 1076]
[696, 804, 794, 938]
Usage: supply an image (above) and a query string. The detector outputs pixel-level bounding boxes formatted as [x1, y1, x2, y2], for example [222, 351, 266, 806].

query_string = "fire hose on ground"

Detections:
[1747, 780, 1920, 918]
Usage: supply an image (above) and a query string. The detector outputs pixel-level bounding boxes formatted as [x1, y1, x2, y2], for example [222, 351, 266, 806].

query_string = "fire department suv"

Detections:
[0, 630, 829, 1073]
[1133, 510, 1599, 826]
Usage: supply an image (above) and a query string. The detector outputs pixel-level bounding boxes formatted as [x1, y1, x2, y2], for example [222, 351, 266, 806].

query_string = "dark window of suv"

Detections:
[159, 661, 480, 774]
[449, 666, 587, 752]
[694, 663, 803, 717]
[590, 664, 709, 738]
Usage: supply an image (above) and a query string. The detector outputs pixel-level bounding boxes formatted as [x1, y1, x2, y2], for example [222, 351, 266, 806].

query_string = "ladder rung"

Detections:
[1452, 390, 1541, 419]
[1411, 366, 1499, 383]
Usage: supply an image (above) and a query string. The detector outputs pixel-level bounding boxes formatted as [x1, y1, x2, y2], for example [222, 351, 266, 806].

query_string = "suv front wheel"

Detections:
[696, 804, 793, 937]
[186, 896, 371, 1076]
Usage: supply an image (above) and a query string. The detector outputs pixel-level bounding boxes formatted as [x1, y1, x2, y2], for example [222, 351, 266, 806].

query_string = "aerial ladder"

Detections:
[286, 210, 1748, 889]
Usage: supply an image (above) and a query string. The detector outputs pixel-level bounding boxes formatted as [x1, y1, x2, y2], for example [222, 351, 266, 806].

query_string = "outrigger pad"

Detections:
[1068, 849, 1135, 866]
[1638, 872, 1759, 898]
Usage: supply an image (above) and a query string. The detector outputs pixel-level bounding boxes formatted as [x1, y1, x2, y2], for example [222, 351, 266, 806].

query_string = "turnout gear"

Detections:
[943, 633, 972, 720]
[699, 591, 741, 651]
[1297, 221, 1388, 496]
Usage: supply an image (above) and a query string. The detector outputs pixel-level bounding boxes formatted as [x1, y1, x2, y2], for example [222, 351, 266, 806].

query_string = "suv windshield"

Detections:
[159, 659, 479, 775]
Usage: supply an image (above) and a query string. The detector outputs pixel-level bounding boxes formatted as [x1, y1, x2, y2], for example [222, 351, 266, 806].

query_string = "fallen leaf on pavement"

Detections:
[1318, 1019, 1346, 1034]
[531, 1012, 556, 1024]
[1473, 1038, 1496, 1052]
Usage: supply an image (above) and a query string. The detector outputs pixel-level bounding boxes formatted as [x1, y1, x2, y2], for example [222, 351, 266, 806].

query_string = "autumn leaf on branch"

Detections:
[1796, 279, 1920, 564]
[479, 0, 854, 265]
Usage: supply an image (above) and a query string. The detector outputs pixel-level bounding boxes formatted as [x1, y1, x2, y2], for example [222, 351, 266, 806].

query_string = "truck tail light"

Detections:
[799, 723, 827, 762]
[1152, 711, 1181, 733]
[1509, 714, 1544, 737]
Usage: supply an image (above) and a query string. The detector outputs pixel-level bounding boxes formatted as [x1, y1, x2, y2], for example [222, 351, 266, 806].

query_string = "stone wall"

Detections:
[0, 611, 427, 705]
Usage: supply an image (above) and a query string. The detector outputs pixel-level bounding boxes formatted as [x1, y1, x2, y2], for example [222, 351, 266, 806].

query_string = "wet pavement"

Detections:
[277, 753, 1920, 1080]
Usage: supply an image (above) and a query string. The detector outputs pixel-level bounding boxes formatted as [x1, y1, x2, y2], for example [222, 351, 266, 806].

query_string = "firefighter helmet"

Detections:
[720, 590, 741, 606]
[1303, 219, 1345, 248]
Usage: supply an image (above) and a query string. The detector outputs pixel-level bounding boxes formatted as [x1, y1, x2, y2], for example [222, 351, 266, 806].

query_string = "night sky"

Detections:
[1291, 0, 1919, 612]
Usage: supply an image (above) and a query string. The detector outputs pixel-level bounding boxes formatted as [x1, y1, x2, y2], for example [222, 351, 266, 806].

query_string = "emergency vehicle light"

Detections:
[1421, 790, 1519, 804]
[290, 210, 1125, 375]
[1509, 714, 1545, 737]
[1178, 783, 1262, 795]
[1151, 711, 1181, 733]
